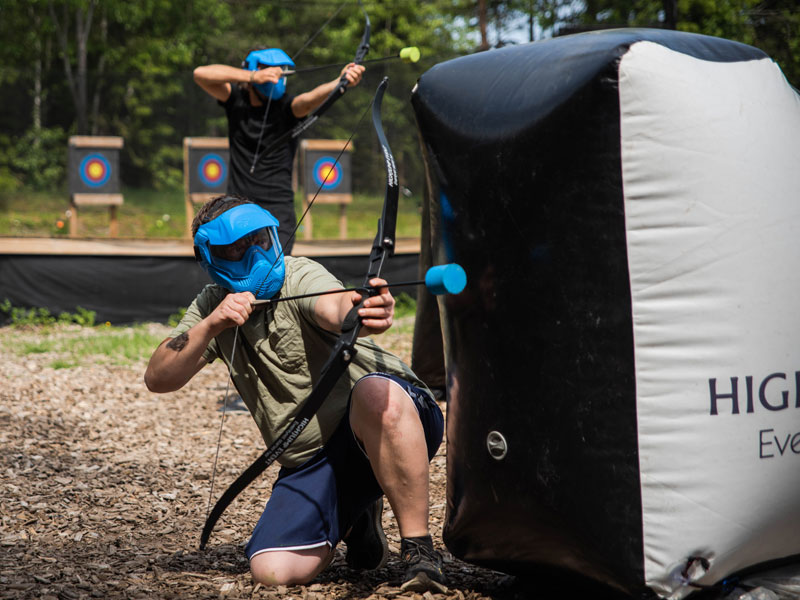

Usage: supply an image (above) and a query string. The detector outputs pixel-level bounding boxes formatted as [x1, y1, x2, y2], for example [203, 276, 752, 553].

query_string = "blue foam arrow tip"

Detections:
[425, 263, 467, 295]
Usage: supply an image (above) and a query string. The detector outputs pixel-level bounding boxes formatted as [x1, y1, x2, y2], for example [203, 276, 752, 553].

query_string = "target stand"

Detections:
[300, 140, 353, 239]
[67, 136, 124, 237]
[183, 137, 230, 238]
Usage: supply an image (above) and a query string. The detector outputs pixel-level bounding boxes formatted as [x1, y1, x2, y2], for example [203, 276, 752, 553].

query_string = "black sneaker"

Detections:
[343, 497, 388, 570]
[400, 535, 448, 593]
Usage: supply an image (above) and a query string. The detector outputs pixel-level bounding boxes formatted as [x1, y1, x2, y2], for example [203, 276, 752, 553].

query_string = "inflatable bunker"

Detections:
[410, 29, 800, 599]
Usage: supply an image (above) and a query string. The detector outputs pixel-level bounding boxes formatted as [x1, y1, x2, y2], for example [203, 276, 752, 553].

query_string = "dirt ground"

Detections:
[0, 323, 538, 600]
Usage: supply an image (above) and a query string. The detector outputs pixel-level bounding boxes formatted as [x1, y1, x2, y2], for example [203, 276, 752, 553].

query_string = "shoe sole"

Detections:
[400, 571, 449, 594]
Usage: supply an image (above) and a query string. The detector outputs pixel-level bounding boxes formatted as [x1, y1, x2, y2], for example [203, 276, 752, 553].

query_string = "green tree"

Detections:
[553, 0, 798, 86]
[0, 0, 477, 193]
[0, 0, 65, 191]
[748, 0, 800, 86]
[190, 1, 473, 197]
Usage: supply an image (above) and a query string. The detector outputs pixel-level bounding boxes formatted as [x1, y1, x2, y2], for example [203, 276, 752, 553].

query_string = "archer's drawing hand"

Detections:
[353, 278, 394, 336]
[250, 66, 283, 86]
[210, 292, 255, 333]
[340, 62, 365, 87]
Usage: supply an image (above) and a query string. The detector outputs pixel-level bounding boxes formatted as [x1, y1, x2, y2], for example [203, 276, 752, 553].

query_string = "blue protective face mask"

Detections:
[243, 48, 295, 100]
[194, 204, 285, 300]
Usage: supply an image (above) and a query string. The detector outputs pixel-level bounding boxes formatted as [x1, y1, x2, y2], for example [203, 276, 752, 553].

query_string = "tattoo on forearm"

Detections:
[166, 332, 189, 351]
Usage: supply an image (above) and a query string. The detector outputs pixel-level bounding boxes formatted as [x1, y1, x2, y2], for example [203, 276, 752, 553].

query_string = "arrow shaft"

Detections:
[283, 52, 401, 76]
[252, 279, 426, 307]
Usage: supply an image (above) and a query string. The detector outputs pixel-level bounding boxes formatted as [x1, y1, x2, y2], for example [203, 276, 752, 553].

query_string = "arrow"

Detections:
[282, 46, 420, 76]
[252, 263, 467, 307]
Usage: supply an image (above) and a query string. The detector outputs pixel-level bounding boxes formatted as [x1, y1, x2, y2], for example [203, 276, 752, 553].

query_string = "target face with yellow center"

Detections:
[198, 153, 227, 188]
[79, 153, 112, 188]
[312, 157, 343, 190]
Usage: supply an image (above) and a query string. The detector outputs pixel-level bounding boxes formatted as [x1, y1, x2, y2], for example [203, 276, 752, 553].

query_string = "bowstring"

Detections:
[249, 92, 274, 175]
[249, 0, 349, 175]
[202, 93, 374, 526]
[203, 0, 367, 536]
[205, 325, 240, 524]
[260, 91, 376, 284]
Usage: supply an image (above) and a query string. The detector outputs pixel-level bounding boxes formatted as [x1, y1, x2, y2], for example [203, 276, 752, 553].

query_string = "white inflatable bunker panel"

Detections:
[620, 42, 800, 598]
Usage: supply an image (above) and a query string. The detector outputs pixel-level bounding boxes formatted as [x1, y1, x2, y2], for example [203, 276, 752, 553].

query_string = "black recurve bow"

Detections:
[250, 0, 371, 170]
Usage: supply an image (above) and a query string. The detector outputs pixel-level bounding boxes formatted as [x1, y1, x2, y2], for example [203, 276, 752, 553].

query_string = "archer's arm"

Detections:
[313, 277, 394, 337]
[291, 63, 365, 117]
[144, 292, 255, 392]
[193, 64, 284, 103]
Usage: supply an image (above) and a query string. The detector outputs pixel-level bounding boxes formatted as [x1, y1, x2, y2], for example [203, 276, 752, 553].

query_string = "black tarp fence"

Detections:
[0, 253, 419, 325]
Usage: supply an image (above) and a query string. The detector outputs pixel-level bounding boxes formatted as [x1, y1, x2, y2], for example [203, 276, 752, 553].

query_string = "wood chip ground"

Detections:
[0, 323, 529, 600]
[1, 322, 742, 600]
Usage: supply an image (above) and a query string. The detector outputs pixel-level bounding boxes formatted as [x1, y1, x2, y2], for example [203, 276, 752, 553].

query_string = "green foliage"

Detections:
[505, 0, 799, 87]
[167, 307, 187, 328]
[8, 127, 67, 190]
[0, 0, 473, 195]
[1, 0, 797, 197]
[0, 299, 96, 328]
[394, 292, 417, 319]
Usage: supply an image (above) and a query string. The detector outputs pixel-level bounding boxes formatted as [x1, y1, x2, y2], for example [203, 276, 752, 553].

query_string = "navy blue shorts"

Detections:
[245, 373, 444, 560]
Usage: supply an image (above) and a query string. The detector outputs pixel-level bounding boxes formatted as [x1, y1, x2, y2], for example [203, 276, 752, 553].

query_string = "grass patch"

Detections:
[51, 358, 78, 370]
[21, 341, 50, 354]
[1, 294, 417, 368]
[56, 328, 166, 365]
[3, 323, 168, 367]
[0, 187, 422, 240]
[300, 193, 422, 240]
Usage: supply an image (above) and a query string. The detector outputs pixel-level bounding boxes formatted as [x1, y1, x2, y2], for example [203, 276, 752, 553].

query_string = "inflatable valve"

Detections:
[424, 263, 467, 295]
[399, 47, 421, 64]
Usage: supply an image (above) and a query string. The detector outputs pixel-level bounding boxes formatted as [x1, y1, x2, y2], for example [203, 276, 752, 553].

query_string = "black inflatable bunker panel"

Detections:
[411, 28, 800, 598]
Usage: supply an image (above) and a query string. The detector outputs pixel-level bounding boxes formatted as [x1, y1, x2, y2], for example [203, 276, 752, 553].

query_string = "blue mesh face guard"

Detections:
[194, 204, 286, 299]
[243, 48, 295, 100]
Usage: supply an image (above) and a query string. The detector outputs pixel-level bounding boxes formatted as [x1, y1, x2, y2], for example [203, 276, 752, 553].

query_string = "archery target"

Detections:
[197, 153, 227, 188]
[68, 140, 122, 195]
[187, 144, 230, 194]
[80, 154, 112, 188]
[302, 146, 351, 197]
[312, 157, 343, 190]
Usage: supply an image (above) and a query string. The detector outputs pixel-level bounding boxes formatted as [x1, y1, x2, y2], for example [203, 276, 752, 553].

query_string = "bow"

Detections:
[251, 0, 371, 169]
[200, 77, 397, 550]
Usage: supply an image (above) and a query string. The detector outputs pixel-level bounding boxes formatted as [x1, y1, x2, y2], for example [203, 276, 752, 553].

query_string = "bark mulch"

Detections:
[0, 323, 527, 600]
[3, 323, 772, 600]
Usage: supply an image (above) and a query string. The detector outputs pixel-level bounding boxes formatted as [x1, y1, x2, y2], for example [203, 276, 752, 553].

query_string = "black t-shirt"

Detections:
[221, 86, 301, 204]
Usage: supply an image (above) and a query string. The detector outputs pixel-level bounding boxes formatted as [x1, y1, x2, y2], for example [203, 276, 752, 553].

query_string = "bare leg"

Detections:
[250, 546, 334, 586]
[349, 376, 431, 538]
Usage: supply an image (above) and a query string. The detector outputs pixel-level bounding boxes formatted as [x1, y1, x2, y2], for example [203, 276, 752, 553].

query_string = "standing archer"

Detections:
[193, 49, 365, 255]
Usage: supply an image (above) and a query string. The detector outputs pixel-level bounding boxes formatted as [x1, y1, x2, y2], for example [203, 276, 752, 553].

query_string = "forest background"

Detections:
[0, 0, 798, 210]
